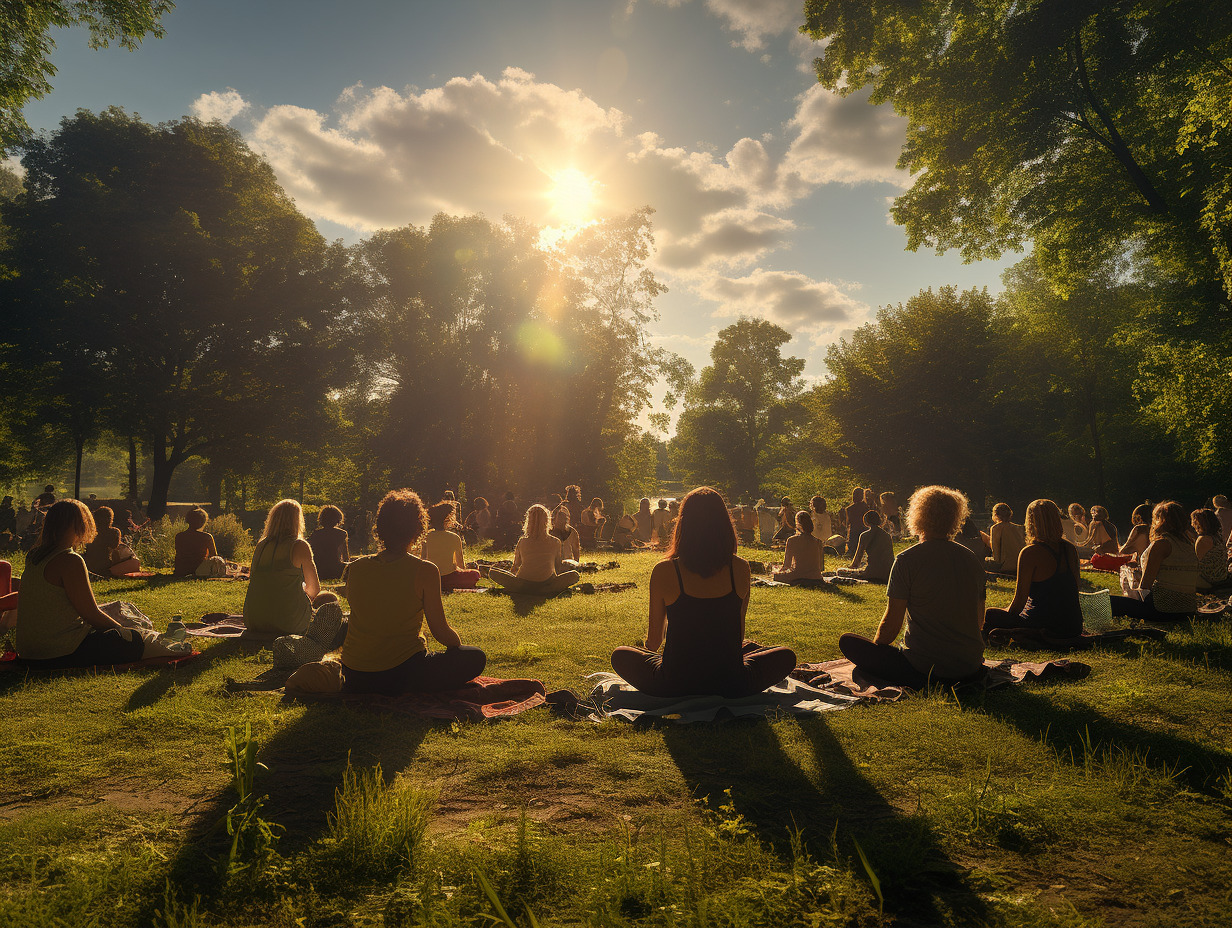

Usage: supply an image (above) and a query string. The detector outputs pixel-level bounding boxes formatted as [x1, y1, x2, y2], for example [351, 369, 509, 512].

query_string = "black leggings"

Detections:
[610, 640, 797, 698]
[1110, 592, 1194, 623]
[341, 646, 487, 696]
[982, 608, 1080, 638]
[22, 628, 144, 669]
[839, 633, 983, 689]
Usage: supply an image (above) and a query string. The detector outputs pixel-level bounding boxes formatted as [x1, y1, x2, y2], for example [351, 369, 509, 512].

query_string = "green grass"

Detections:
[1, 544, 1231, 926]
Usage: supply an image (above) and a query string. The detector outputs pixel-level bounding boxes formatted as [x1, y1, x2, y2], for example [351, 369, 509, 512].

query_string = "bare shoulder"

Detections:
[732, 555, 751, 578]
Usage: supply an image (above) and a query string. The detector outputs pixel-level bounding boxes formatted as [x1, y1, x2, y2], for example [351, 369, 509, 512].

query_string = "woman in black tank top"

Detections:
[982, 499, 1083, 639]
[611, 488, 797, 697]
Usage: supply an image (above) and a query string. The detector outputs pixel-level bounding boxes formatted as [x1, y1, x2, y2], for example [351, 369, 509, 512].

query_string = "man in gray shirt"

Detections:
[839, 486, 986, 686]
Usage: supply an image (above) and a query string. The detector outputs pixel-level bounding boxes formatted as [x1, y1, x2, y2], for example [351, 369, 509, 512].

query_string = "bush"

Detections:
[132, 513, 253, 570]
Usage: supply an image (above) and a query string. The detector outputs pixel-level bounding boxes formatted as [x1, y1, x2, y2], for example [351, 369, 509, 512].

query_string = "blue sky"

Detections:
[20, 0, 1015, 384]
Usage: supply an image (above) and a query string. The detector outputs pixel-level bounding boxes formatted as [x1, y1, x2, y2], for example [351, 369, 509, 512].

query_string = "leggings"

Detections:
[341, 646, 487, 696]
[610, 640, 797, 698]
[488, 569, 580, 594]
[441, 569, 481, 591]
[21, 627, 145, 669]
[838, 633, 984, 689]
[1110, 592, 1193, 623]
[982, 607, 1080, 638]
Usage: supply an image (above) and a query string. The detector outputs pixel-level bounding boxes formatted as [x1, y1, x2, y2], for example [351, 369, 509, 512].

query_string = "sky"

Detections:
[19, 0, 1016, 389]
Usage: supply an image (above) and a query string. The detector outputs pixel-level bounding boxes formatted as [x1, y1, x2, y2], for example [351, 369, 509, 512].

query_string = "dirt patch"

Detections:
[0, 779, 215, 823]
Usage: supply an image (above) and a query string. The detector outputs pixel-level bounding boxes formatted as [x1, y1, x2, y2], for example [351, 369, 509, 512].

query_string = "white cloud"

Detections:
[777, 85, 909, 191]
[2, 155, 25, 179]
[190, 89, 249, 124]
[645, 0, 799, 50]
[699, 268, 868, 337]
[656, 208, 795, 270]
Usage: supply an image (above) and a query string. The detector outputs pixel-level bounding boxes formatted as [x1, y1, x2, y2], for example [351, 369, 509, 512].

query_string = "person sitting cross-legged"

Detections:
[16, 500, 187, 668]
[1110, 500, 1198, 622]
[551, 505, 582, 572]
[488, 505, 581, 595]
[772, 510, 825, 583]
[611, 486, 797, 697]
[243, 499, 339, 636]
[1192, 507, 1228, 591]
[839, 485, 986, 688]
[82, 506, 141, 577]
[307, 505, 350, 582]
[981, 503, 1026, 574]
[981, 499, 1082, 639]
[341, 489, 486, 695]
[836, 508, 895, 583]
[419, 501, 481, 591]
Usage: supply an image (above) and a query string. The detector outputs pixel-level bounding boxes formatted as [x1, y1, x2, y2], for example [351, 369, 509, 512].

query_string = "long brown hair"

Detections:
[665, 487, 737, 577]
[29, 499, 96, 564]
[1150, 501, 1189, 542]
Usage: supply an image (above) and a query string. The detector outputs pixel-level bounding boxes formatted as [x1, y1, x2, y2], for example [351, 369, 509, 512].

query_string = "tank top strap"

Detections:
[672, 557, 685, 594]
[728, 559, 736, 591]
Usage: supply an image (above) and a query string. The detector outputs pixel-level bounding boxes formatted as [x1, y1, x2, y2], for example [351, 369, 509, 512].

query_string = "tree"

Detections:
[1, 0, 173, 152]
[670, 318, 805, 497]
[818, 287, 998, 503]
[3, 108, 347, 516]
[802, 1, 1232, 306]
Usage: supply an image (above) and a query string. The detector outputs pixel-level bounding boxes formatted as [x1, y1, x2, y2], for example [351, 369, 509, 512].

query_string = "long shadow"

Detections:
[123, 639, 243, 712]
[661, 719, 828, 859]
[163, 699, 432, 899]
[982, 687, 1232, 794]
[797, 718, 991, 924]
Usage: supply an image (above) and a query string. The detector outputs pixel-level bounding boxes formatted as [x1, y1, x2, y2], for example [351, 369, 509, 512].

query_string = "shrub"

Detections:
[321, 760, 435, 881]
[132, 513, 253, 570]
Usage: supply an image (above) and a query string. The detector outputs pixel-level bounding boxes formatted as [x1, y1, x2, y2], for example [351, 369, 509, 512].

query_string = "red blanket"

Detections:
[0, 650, 202, 673]
[286, 675, 547, 720]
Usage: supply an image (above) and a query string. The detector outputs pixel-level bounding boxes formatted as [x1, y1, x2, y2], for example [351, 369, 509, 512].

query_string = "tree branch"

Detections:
[1071, 29, 1170, 215]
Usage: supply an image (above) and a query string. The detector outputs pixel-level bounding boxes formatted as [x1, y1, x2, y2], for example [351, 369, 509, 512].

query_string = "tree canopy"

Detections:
[1, 0, 174, 152]
[802, 0, 1232, 306]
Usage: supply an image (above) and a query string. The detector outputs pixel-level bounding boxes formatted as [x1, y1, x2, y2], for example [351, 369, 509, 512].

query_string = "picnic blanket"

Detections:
[792, 657, 1091, 701]
[751, 576, 867, 589]
[0, 649, 202, 674]
[552, 672, 864, 723]
[480, 581, 637, 597]
[282, 663, 546, 720]
[985, 626, 1167, 651]
[186, 613, 279, 641]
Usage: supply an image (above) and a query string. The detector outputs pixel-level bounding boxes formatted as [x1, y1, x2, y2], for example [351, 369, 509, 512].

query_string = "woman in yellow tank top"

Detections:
[341, 489, 486, 695]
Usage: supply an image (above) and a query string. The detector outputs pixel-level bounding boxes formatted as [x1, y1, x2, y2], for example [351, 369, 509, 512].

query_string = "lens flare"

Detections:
[548, 168, 596, 227]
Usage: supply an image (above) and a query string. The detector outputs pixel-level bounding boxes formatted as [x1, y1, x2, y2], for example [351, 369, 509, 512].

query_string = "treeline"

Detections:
[669, 267, 1225, 517]
[0, 109, 674, 516]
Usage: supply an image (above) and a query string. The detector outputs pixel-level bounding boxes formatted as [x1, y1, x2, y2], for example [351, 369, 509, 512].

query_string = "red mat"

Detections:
[0, 649, 201, 673]
[120, 571, 158, 579]
[286, 674, 547, 720]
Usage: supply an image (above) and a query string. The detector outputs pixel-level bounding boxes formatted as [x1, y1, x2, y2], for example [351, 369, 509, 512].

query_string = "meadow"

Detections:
[1, 545, 1231, 928]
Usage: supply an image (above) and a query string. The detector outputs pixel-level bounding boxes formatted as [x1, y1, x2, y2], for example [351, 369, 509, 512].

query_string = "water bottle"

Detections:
[165, 614, 187, 643]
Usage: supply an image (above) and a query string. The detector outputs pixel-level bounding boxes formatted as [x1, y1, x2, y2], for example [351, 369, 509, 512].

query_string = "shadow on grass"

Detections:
[982, 687, 1232, 793]
[123, 640, 244, 712]
[662, 717, 989, 923]
[163, 701, 432, 898]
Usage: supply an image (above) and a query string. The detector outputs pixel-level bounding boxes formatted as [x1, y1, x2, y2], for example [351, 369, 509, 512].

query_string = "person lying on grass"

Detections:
[16, 500, 189, 668]
[611, 486, 796, 698]
[981, 499, 1082, 640]
[839, 485, 986, 688]
[488, 505, 581, 595]
[836, 508, 894, 583]
[243, 499, 338, 636]
[771, 510, 825, 584]
[340, 488, 486, 695]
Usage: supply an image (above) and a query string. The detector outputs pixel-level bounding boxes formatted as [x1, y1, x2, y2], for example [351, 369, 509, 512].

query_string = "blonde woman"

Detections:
[1111, 501, 1198, 621]
[16, 501, 186, 667]
[488, 504, 580, 594]
[243, 499, 339, 635]
[982, 500, 1082, 638]
[838, 485, 985, 687]
[1085, 506, 1119, 555]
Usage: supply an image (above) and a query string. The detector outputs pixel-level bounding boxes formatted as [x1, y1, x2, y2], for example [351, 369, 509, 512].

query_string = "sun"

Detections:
[547, 167, 596, 227]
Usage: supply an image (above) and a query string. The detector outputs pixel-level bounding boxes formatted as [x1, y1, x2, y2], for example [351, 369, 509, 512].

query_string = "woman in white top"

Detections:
[1064, 503, 1093, 557]
[16, 500, 187, 668]
[809, 496, 840, 551]
[772, 511, 825, 583]
[1111, 500, 1199, 621]
[488, 505, 581, 595]
[550, 506, 582, 572]
[420, 501, 481, 591]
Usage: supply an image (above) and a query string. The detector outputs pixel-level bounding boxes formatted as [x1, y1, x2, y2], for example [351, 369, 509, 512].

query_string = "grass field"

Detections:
[1, 545, 1231, 927]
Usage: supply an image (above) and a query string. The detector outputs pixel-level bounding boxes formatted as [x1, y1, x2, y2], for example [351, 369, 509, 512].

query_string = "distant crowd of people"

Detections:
[5, 478, 1229, 698]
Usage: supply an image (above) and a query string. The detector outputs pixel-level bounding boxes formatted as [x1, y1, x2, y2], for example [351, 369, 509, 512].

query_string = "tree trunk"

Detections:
[147, 448, 175, 519]
[73, 434, 84, 501]
[1088, 403, 1107, 503]
[128, 437, 139, 501]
